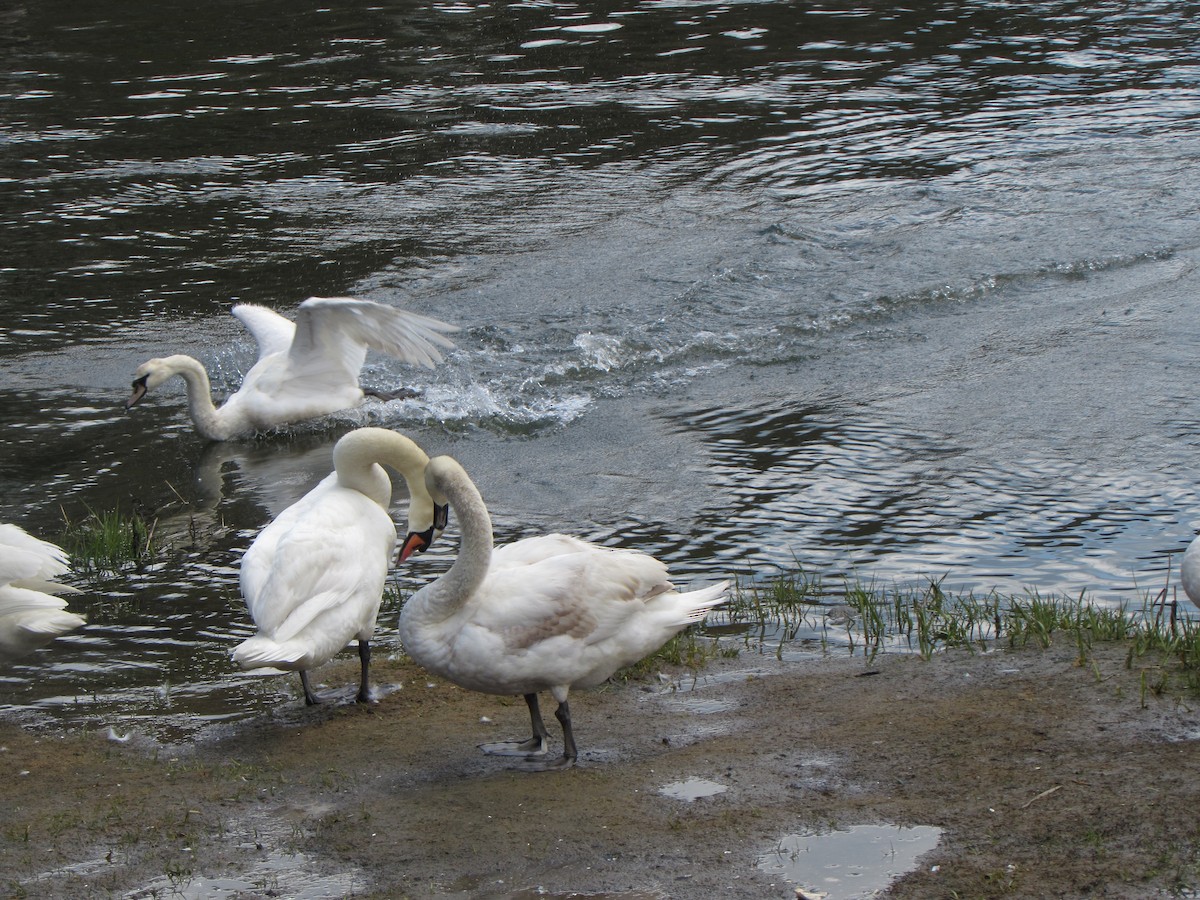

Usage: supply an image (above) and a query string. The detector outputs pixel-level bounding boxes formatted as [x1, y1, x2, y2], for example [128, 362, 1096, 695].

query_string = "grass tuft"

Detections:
[60, 504, 158, 580]
[719, 568, 1200, 692]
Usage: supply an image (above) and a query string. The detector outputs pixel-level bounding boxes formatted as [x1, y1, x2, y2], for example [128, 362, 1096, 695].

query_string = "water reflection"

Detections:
[758, 823, 943, 900]
[190, 433, 338, 518]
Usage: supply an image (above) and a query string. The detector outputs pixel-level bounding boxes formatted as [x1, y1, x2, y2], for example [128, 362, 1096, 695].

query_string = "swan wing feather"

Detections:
[0, 586, 85, 661]
[240, 485, 393, 638]
[288, 297, 458, 379]
[0, 524, 71, 587]
[489, 533, 596, 567]
[0, 588, 73, 615]
[14, 609, 86, 637]
[474, 541, 673, 650]
[231, 304, 297, 361]
[271, 588, 360, 644]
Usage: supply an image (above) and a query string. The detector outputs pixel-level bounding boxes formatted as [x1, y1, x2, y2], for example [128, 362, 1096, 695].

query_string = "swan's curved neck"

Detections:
[419, 457, 494, 622]
[333, 427, 432, 512]
[164, 355, 227, 441]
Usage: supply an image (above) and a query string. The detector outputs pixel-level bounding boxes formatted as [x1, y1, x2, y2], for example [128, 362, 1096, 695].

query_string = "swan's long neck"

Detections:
[164, 355, 227, 441]
[414, 457, 494, 624]
[333, 427, 433, 513]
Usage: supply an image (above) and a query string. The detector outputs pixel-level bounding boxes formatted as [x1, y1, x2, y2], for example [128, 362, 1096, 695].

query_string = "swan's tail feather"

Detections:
[672, 580, 731, 625]
[232, 636, 307, 672]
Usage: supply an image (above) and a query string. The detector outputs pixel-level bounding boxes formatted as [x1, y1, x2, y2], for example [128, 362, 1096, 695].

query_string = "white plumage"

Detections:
[0, 524, 85, 666]
[232, 428, 444, 705]
[397, 455, 729, 769]
[126, 297, 458, 441]
[1181, 533, 1200, 609]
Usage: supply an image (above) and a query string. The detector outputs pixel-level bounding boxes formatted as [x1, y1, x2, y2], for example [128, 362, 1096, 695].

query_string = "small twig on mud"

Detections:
[1021, 785, 1063, 809]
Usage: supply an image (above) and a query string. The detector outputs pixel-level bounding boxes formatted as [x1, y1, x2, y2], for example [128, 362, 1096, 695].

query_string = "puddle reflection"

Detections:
[658, 776, 728, 802]
[758, 823, 942, 900]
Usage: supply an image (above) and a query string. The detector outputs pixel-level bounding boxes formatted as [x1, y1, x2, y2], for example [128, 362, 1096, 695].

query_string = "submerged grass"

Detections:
[720, 569, 1200, 692]
[59, 504, 158, 580]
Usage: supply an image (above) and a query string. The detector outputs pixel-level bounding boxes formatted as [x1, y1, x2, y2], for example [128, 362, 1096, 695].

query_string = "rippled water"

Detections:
[4, 0, 1200, 734]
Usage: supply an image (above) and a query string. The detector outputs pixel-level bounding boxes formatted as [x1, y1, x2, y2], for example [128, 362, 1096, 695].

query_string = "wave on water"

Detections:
[331, 326, 737, 434]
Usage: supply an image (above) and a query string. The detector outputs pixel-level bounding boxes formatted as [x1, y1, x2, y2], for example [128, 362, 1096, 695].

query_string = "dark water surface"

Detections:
[4, 0, 1200, 734]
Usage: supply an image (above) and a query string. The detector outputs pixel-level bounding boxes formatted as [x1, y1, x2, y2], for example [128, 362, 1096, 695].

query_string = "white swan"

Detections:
[232, 427, 446, 705]
[397, 455, 730, 770]
[126, 297, 459, 441]
[0, 524, 86, 666]
[1181, 534, 1200, 608]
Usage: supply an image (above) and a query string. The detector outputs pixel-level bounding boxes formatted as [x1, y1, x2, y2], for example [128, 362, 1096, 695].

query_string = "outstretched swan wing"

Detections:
[288, 297, 457, 376]
[232, 305, 297, 361]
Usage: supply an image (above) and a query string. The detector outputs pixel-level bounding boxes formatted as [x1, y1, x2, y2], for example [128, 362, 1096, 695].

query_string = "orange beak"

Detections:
[398, 531, 428, 563]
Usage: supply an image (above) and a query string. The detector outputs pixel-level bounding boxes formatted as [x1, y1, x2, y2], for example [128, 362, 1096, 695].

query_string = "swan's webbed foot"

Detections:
[479, 736, 548, 757]
[489, 696, 579, 771]
[509, 752, 577, 772]
[480, 692, 552, 757]
[299, 670, 322, 706]
[364, 387, 421, 402]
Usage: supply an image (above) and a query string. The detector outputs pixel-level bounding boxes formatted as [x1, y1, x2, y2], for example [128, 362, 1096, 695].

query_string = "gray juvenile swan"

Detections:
[126, 297, 458, 441]
[233, 428, 445, 705]
[0, 524, 85, 666]
[397, 455, 729, 770]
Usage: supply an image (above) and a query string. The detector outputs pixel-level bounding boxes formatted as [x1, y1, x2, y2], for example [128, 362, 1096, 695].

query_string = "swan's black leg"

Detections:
[299, 670, 321, 706]
[364, 387, 420, 401]
[356, 640, 372, 704]
[511, 699, 577, 771]
[479, 692, 550, 756]
[553, 700, 578, 769]
[525, 693, 552, 750]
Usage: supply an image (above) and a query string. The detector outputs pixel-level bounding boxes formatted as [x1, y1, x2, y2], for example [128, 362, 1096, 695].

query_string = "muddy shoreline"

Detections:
[4, 640, 1200, 899]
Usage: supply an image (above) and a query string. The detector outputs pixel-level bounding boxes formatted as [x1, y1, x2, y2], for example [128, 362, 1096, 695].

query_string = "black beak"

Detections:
[126, 375, 149, 410]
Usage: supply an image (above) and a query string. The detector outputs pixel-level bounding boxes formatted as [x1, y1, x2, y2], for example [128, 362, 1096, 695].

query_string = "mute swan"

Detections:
[232, 427, 446, 705]
[126, 297, 459, 441]
[1182, 534, 1200, 608]
[0, 524, 86, 666]
[397, 455, 730, 770]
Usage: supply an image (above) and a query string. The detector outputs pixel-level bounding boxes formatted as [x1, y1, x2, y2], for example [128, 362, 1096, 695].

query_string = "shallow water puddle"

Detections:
[500, 891, 663, 900]
[658, 776, 728, 801]
[127, 851, 366, 899]
[757, 823, 942, 899]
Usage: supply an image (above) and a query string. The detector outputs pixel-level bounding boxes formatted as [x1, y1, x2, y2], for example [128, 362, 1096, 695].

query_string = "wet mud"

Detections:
[4, 641, 1200, 899]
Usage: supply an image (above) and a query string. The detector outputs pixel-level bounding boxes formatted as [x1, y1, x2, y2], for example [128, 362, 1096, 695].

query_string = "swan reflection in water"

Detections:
[191, 434, 341, 519]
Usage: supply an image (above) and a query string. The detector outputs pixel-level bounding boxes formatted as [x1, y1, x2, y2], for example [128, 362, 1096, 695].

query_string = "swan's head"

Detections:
[126, 357, 185, 409]
[399, 498, 449, 562]
[398, 455, 460, 562]
[328, 427, 447, 562]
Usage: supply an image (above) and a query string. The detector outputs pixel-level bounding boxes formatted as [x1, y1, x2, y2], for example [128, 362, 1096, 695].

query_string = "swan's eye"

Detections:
[434, 503, 449, 531]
